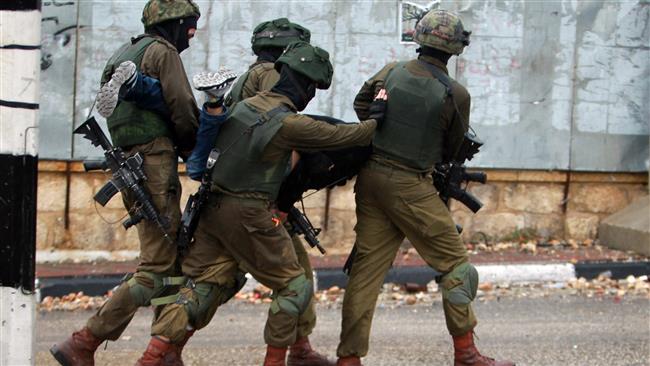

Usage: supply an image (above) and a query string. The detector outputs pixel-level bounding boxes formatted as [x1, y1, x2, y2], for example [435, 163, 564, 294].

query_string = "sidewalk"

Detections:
[36, 245, 649, 298]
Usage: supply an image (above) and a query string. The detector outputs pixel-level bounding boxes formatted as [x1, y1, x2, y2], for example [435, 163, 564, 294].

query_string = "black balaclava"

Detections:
[146, 16, 198, 53]
[256, 46, 285, 63]
[417, 45, 452, 64]
[271, 64, 316, 111]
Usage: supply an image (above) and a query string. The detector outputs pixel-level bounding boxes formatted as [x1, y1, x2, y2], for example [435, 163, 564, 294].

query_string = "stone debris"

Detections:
[38, 275, 650, 312]
[460, 240, 644, 262]
[39, 291, 108, 312]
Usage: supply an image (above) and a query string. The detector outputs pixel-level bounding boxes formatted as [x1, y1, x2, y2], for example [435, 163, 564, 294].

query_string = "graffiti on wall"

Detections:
[40, 0, 82, 71]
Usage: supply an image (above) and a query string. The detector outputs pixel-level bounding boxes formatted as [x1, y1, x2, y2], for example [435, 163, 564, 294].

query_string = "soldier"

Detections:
[335, 10, 515, 366]
[225, 17, 310, 107]
[141, 41, 384, 366]
[228, 18, 337, 366]
[50, 1, 201, 365]
[95, 18, 334, 365]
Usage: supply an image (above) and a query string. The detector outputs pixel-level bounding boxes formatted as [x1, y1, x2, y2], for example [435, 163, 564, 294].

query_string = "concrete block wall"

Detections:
[37, 161, 648, 256]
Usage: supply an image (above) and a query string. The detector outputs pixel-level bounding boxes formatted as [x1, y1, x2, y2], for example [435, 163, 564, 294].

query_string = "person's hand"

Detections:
[368, 88, 388, 128]
[192, 68, 238, 107]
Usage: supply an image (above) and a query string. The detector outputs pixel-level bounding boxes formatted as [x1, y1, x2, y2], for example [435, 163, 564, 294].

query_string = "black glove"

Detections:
[367, 99, 387, 128]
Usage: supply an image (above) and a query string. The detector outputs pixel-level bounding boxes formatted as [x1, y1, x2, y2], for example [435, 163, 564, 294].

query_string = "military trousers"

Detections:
[87, 137, 182, 341]
[337, 161, 475, 358]
[292, 234, 318, 338]
[151, 194, 309, 347]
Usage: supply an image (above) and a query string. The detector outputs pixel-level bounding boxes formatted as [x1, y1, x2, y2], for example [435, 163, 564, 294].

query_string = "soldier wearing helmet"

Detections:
[225, 17, 312, 107]
[50, 1, 202, 365]
[226, 18, 339, 366]
[335, 9, 514, 366]
[145, 41, 385, 365]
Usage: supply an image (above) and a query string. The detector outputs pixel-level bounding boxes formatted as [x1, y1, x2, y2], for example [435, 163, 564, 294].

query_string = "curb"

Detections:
[37, 261, 650, 299]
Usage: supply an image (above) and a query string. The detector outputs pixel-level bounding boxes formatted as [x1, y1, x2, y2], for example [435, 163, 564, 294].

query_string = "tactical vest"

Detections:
[224, 62, 275, 108]
[372, 61, 448, 171]
[211, 102, 292, 200]
[101, 35, 171, 147]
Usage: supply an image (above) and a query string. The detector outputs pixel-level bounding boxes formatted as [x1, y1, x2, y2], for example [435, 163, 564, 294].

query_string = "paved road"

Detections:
[36, 295, 649, 366]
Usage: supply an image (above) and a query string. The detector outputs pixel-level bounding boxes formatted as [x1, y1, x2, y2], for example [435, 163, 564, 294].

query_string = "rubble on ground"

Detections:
[39, 291, 109, 312]
[400, 239, 648, 262]
[38, 274, 649, 312]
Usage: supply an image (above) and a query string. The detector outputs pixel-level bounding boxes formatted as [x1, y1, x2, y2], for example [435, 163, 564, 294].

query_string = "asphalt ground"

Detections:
[35, 294, 649, 366]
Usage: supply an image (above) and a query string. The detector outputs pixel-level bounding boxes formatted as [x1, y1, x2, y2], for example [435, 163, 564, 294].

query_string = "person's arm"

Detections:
[142, 42, 199, 157]
[272, 114, 377, 152]
[443, 83, 471, 162]
[121, 72, 170, 116]
[353, 62, 397, 120]
[185, 105, 229, 180]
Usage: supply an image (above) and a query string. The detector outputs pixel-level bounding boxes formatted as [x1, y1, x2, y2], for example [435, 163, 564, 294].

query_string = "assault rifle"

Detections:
[433, 132, 487, 213]
[74, 117, 172, 243]
[176, 149, 220, 254]
[287, 206, 326, 254]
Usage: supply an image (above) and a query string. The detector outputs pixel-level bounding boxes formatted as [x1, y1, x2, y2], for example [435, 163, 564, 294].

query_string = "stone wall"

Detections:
[37, 161, 648, 256]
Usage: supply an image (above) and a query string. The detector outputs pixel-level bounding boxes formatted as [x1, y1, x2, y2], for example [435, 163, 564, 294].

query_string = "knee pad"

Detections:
[270, 274, 313, 317]
[179, 272, 248, 329]
[440, 262, 478, 305]
[125, 271, 163, 306]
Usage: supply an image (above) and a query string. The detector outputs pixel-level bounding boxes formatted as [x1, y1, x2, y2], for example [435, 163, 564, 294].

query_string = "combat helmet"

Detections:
[275, 41, 333, 90]
[414, 9, 471, 55]
[142, 0, 201, 28]
[251, 18, 311, 55]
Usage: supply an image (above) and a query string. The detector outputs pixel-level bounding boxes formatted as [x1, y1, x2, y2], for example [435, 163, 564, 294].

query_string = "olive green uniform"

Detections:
[151, 91, 376, 347]
[337, 55, 473, 358]
[229, 59, 319, 339]
[228, 60, 280, 106]
[87, 35, 199, 341]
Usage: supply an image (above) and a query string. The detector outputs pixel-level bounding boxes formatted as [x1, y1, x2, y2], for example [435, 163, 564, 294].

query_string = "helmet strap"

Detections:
[417, 46, 452, 64]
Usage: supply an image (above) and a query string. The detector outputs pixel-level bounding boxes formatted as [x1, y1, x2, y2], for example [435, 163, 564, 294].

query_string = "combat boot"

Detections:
[336, 356, 363, 366]
[263, 345, 287, 366]
[286, 336, 335, 366]
[135, 336, 183, 366]
[453, 331, 515, 366]
[50, 326, 103, 366]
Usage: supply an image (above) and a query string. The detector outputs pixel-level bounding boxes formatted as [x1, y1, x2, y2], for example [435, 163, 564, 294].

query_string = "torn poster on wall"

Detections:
[399, 1, 440, 43]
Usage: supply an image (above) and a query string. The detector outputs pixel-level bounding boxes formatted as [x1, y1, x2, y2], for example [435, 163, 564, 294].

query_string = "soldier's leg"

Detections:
[292, 234, 317, 338]
[213, 197, 311, 350]
[52, 138, 182, 365]
[87, 137, 183, 338]
[286, 235, 335, 366]
[386, 172, 474, 335]
[337, 167, 405, 359]
[148, 195, 246, 343]
[136, 198, 247, 366]
[383, 173, 515, 366]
